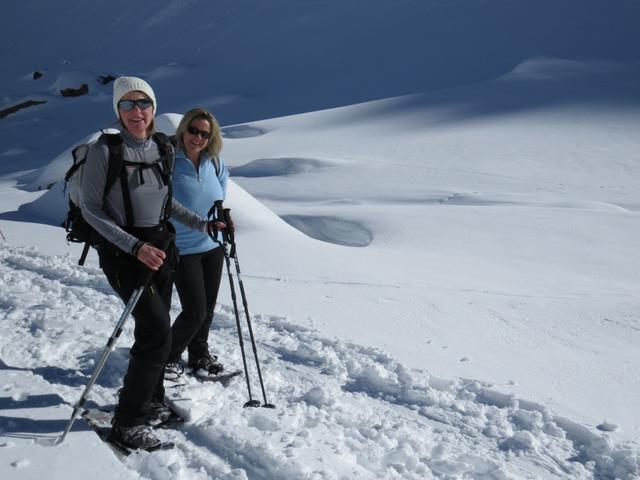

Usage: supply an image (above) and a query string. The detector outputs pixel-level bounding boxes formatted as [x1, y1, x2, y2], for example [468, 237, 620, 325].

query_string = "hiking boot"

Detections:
[188, 354, 224, 377]
[111, 423, 162, 450]
[147, 400, 182, 427]
[165, 362, 184, 381]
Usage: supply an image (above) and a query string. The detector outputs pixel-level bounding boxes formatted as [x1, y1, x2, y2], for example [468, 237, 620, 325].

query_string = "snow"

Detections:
[1, 0, 640, 479]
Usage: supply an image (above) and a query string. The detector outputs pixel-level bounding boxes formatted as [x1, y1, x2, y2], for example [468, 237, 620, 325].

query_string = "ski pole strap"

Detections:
[206, 200, 235, 255]
[206, 201, 224, 223]
[207, 201, 225, 246]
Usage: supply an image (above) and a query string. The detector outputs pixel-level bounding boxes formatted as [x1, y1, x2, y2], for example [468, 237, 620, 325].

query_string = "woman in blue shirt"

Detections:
[166, 108, 230, 379]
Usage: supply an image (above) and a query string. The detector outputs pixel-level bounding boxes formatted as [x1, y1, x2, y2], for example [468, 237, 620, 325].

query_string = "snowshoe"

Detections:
[188, 354, 224, 378]
[110, 423, 168, 451]
[147, 400, 184, 428]
[164, 361, 184, 382]
[82, 408, 175, 455]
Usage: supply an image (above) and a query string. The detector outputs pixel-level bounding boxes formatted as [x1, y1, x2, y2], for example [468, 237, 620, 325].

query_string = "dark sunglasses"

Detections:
[187, 125, 212, 139]
[118, 99, 154, 111]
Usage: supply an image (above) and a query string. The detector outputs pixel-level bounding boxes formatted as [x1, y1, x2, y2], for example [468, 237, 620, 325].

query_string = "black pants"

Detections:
[169, 246, 224, 364]
[99, 226, 176, 427]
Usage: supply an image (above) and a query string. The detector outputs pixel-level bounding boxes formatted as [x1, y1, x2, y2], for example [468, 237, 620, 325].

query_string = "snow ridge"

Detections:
[1, 243, 638, 479]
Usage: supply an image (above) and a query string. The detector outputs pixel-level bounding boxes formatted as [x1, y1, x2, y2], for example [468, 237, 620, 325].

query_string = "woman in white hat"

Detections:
[81, 76, 221, 450]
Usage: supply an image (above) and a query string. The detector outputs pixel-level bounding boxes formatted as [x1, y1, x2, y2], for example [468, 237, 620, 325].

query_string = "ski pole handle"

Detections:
[207, 201, 227, 245]
[207, 200, 224, 223]
[222, 208, 235, 245]
[134, 231, 175, 285]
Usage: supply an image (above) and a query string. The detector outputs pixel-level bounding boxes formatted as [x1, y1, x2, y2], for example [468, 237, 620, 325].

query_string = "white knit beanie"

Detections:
[112, 76, 157, 116]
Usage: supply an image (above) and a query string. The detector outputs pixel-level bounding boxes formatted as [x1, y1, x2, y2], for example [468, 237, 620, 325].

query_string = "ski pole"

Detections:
[56, 238, 169, 445]
[208, 203, 260, 408]
[78, 242, 91, 266]
[221, 207, 274, 409]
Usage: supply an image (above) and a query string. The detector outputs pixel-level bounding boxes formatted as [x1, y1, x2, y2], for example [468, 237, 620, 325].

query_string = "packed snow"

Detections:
[1, 1, 640, 479]
[2, 239, 639, 479]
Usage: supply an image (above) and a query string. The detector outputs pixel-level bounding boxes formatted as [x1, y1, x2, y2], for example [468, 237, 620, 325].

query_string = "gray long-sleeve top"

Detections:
[80, 129, 208, 255]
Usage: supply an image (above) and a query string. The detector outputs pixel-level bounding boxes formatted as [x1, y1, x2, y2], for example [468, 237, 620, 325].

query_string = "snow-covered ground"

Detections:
[2, 1, 640, 479]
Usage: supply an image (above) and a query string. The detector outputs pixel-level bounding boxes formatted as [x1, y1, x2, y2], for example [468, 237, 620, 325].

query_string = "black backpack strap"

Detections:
[101, 133, 135, 228]
[152, 132, 174, 223]
[118, 165, 136, 228]
[153, 132, 174, 175]
[64, 144, 89, 185]
[102, 133, 126, 196]
[93, 132, 173, 229]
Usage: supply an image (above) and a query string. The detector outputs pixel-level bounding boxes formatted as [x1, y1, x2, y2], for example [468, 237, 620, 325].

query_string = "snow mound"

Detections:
[48, 70, 99, 95]
[25, 113, 182, 193]
[230, 158, 331, 178]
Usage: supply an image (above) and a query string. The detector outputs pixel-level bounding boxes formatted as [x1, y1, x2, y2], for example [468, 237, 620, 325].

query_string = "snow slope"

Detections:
[0, 222, 637, 479]
[2, 0, 640, 167]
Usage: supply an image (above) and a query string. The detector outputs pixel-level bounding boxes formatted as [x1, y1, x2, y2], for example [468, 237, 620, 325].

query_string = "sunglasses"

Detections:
[118, 99, 154, 111]
[187, 125, 212, 139]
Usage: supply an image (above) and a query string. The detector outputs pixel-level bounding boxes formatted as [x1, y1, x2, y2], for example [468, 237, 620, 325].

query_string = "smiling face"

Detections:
[182, 117, 212, 162]
[117, 91, 154, 140]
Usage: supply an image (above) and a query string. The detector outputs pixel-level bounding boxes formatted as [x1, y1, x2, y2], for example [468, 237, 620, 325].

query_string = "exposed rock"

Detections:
[0, 99, 47, 119]
[98, 75, 116, 85]
[60, 83, 89, 97]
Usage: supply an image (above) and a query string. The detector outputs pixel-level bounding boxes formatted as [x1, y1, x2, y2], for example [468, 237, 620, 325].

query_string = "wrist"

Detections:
[132, 241, 145, 257]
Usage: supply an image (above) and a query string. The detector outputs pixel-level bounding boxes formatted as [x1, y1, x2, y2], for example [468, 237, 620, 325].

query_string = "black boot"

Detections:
[111, 423, 162, 449]
[188, 354, 224, 378]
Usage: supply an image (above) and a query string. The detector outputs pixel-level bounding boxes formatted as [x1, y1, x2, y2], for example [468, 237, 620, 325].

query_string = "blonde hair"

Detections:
[176, 108, 223, 158]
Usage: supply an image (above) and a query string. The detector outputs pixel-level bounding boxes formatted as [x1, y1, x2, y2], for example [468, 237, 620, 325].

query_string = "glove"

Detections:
[207, 220, 223, 238]
[222, 208, 235, 233]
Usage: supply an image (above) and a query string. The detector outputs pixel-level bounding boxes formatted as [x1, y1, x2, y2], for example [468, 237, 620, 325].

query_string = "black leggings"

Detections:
[169, 246, 224, 364]
[99, 227, 176, 426]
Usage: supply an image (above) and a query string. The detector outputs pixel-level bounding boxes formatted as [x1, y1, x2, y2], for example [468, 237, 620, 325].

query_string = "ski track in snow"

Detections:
[1, 244, 639, 479]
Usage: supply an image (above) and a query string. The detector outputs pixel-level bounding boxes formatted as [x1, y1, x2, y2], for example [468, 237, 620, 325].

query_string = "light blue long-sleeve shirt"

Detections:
[172, 150, 228, 255]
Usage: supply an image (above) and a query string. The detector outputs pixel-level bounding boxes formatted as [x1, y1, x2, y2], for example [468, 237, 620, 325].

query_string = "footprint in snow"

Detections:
[222, 124, 268, 139]
[596, 420, 618, 432]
